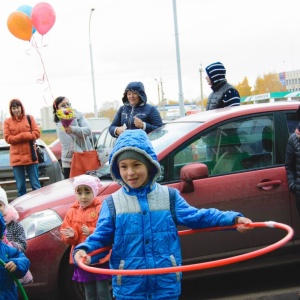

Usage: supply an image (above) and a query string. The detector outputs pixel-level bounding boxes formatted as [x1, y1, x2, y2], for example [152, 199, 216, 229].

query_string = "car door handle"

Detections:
[257, 180, 281, 190]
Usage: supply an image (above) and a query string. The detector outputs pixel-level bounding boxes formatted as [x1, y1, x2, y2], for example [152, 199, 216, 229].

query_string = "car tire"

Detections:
[58, 250, 85, 300]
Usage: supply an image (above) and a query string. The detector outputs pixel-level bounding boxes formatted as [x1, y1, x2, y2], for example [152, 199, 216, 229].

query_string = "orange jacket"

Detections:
[4, 99, 40, 166]
[61, 196, 110, 264]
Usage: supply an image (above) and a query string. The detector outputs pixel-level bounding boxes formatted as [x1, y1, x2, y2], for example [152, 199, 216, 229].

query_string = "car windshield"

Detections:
[148, 122, 200, 153]
[95, 122, 201, 179]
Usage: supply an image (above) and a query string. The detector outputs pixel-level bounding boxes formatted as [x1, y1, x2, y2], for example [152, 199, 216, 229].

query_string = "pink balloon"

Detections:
[31, 2, 56, 35]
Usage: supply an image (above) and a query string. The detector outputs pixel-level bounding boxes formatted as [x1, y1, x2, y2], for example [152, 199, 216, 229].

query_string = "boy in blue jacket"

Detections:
[0, 213, 30, 300]
[74, 129, 252, 300]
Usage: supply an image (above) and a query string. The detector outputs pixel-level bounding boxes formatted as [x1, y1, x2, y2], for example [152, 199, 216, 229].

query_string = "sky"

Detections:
[0, 0, 299, 119]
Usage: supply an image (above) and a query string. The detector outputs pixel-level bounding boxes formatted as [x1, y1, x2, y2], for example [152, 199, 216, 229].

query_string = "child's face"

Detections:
[75, 185, 94, 208]
[119, 159, 149, 188]
[0, 202, 5, 215]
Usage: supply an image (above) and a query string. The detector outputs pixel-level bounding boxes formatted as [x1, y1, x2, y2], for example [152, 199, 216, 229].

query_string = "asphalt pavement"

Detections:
[220, 288, 300, 300]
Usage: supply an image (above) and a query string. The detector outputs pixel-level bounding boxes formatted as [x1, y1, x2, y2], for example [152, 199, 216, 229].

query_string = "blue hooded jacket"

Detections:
[109, 82, 163, 137]
[74, 130, 242, 299]
[0, 214, 30, 300]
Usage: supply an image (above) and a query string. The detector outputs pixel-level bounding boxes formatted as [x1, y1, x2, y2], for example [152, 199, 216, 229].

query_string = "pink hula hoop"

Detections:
[78, 221, 294, 276]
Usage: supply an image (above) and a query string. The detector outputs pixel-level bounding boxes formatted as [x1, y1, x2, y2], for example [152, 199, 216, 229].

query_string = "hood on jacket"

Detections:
[0, 213, 6, 238]
[3, 205, 19, 224]
[205, 62, 226, 86]
[8, 98, 25, 119]
[122, 82, 147, 105]
[109, 129, 160, 189]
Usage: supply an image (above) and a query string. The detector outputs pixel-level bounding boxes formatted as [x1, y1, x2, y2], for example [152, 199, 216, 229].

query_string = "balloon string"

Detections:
[31, 35, 54, 105]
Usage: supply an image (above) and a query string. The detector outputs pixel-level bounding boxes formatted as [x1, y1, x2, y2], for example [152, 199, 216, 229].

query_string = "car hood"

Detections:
[11, 177, 118, 220]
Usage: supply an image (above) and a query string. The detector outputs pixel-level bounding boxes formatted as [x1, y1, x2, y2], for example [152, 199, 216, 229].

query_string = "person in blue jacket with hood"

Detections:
[109, 81, 163, 138]
[74, 130, 252, 300]
[0, 213, 30, 300]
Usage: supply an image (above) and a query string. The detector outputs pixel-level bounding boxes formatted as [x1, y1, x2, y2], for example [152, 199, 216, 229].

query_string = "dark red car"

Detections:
[12, 102, 300, 300]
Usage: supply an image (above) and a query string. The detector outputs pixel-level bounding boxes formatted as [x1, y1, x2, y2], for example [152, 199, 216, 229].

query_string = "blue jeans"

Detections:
[13, 164, 41, 197]
[83, 280, 112, 300]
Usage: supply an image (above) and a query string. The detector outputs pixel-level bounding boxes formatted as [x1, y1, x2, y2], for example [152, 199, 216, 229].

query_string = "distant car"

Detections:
[96, 126, 116, 165]
[0, 139, 64, 202]
[49, 130, 102, 163]
[11, 102, 300, 300]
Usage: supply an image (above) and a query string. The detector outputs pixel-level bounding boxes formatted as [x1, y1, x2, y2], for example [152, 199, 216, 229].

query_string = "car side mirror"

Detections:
[179, 163, 209, 193]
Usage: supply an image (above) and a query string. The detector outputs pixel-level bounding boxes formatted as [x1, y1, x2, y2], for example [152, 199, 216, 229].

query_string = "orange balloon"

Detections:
[7, 11, 32, 41]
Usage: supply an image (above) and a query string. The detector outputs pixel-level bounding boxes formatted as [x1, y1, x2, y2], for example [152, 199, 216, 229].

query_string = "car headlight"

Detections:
[19, 209, 62, 239]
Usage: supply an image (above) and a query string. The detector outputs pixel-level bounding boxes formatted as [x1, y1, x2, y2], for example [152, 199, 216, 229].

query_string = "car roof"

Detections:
[169, 102, 300, 124]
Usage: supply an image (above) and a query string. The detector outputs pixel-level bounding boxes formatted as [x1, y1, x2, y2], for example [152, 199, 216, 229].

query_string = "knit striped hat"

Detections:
[205, 62, 226, 85]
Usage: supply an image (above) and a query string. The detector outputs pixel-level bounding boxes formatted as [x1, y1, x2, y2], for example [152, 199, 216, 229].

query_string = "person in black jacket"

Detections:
[285, 105, 300, 214]
[109, 81, 163, 137]
[205, 62, 240, 110]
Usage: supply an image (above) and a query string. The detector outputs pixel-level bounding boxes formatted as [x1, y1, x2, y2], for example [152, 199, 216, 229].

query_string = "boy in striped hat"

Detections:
[205, 61, 240, 110]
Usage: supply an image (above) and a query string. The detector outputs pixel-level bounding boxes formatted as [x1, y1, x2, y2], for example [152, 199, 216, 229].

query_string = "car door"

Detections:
[159, 112, 294, 263]
[96, 127, 115, 164]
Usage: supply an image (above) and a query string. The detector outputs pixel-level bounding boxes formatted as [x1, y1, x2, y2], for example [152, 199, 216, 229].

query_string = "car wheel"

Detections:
[58, 250, 85, 300]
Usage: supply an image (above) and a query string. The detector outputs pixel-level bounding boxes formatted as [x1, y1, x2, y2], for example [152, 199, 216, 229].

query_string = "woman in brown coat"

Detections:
[4, 99, 41, 197]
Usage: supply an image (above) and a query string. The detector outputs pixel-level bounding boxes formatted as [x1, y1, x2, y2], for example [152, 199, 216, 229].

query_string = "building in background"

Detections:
[41, 106, 56, 131]
[278, 70, 300, 92]
[241, 91, 300, 104]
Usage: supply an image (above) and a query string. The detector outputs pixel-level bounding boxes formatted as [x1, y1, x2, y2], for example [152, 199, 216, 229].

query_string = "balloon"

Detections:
[16, 5, 36, 34]
[7, 11, 32, 41]
[31, 2, 56, 35]
[16, 5, 32, 16]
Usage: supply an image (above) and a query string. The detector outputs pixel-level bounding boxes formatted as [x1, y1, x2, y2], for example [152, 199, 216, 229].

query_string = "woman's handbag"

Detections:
[27, 115, 45, 163]
[36, 145, 45, 163]
[69, 130, 101, 178]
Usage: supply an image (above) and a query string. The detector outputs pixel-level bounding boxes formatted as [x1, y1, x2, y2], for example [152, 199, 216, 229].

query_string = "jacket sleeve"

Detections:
[145, 106, 164, 133]
[109, 106, 123, 137]
[73, 200, 114, 264]
[4, 116, 40, 144]
[70, 114, 92, 138]
[222, 88, 240, 108]
[285, 135, 297, 192]
[9, 222, 27, 252]
[27, 115, 41, 140]
[7, 246, 30, 279]
[174, 189, 242, 228]
[61, 210, 80, 246]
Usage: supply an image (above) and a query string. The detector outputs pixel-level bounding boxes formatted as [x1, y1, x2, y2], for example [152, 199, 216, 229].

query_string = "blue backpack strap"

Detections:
[168, 187, 178, 225]
[106, 195, 116, 227]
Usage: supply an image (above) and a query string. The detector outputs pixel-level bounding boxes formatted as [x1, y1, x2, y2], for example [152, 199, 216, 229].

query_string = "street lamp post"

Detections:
[199, 63, 204, 110]
[172, 0, 185, 117]
[89, 8, 98, 117]
[155, 78, 161, 109]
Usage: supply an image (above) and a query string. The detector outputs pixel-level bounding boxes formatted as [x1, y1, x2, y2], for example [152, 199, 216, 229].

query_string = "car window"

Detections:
[286, 111, 299, 135]
[97, 128, 108, 148]
[0, 149, 10, 167]
[105, 132, 115, 148]
[169, 115, 274, 180]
